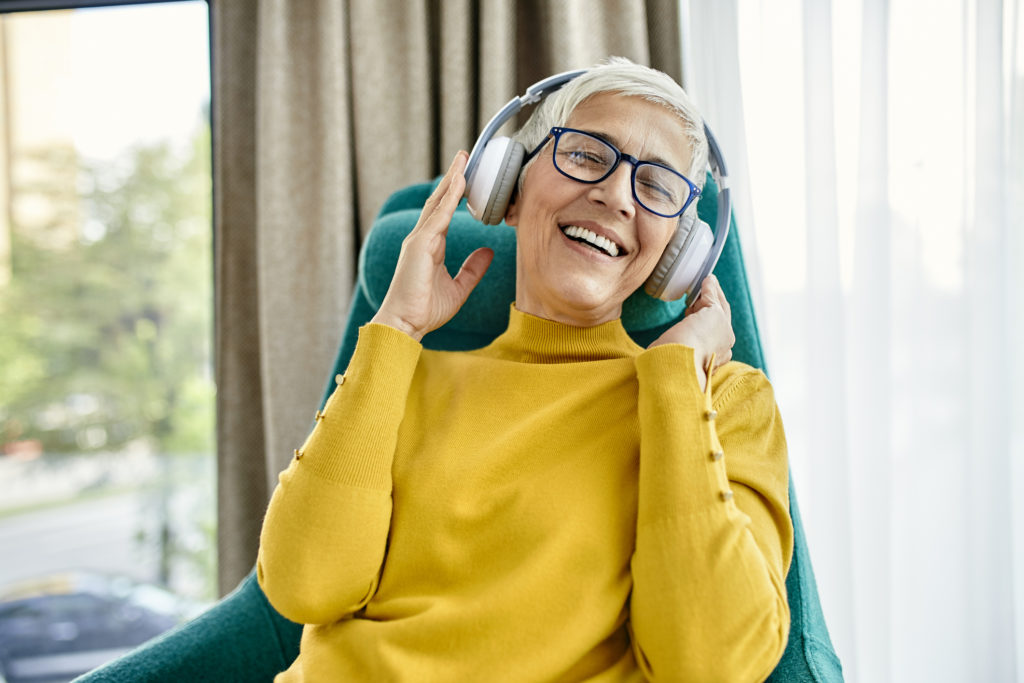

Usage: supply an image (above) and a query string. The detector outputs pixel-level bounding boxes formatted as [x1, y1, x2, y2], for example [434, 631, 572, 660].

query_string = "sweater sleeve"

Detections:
[257, 323, 422, 625]
[630, 345, 794, 682]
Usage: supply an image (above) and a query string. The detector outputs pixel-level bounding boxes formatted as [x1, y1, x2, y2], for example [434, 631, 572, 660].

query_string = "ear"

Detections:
[504, 189, 520, 227]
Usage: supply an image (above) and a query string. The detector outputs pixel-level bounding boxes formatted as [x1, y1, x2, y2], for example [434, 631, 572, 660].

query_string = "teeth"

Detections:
[562, 225, 619, 257]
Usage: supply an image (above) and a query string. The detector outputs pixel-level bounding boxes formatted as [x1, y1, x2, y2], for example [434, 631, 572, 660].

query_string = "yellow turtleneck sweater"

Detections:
[258, 307, 793, 682]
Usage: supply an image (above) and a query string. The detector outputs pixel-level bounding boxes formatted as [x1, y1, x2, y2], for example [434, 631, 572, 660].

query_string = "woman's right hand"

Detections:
[370, 151, 494, 342]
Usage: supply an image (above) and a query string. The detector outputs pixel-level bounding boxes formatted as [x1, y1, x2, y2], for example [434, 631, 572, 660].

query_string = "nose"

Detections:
[587, 161, 636, 219]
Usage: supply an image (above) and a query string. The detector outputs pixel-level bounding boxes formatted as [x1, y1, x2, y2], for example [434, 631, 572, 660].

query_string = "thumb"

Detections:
[451, 247, 494, 305]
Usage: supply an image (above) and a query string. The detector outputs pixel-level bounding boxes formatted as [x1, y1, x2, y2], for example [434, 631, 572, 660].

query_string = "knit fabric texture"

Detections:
[73, 180, 843, 683]
[258, 309, 792, 681]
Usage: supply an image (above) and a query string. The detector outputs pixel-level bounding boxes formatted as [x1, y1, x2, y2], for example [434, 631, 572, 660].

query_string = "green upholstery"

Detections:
[76, 179, 842, 682]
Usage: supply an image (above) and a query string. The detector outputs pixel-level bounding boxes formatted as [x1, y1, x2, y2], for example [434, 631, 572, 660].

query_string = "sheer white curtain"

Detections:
[685, 0, 1024, 681]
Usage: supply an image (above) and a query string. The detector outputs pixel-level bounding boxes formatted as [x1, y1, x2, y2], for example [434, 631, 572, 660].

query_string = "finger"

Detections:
[686, 287, 709, 313]
[436, 150, 466, 195]
[687, 284, 713, 314]
[418, 152, 468, 237]
[709, 274, 728, 308]
[418, 151, 466, 222]
[689, 276, 723, 316]
[451, 247, 494, 303]
[705, 274, 732, 317]
[436, 154, 467, 216]
[702, 274, 720, 300]
[422, 154, 458, 210]
[695, 273, 720, 301]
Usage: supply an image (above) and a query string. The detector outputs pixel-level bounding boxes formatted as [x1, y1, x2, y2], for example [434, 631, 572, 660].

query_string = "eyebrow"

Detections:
[583, 129, 682, 173]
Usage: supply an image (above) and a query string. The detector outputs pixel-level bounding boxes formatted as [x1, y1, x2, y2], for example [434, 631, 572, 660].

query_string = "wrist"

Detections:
[369, 310, 423, 342]
[640, 341, 709, 394]
[651, 335, 709, 367]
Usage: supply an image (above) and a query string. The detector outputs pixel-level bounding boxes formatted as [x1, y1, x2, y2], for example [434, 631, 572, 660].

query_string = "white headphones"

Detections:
[463, 69, 731, 303]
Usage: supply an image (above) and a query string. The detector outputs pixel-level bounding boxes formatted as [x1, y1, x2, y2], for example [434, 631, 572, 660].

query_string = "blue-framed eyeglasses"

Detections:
[524, 126, 701, 218]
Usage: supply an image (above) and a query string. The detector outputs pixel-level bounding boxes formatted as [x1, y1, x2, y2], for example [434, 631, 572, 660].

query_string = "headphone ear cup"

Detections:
[644, 212, 714, 302]
[466, 136, 525, 225]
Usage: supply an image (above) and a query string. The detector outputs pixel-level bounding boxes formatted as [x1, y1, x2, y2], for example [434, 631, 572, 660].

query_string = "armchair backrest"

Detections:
[75, 177, 842, 683]
[324, 177, 844, 682]
[332, 175, 761, 370]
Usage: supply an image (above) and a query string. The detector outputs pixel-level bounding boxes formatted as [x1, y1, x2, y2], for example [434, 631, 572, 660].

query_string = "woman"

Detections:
[258, 58, 793, 682]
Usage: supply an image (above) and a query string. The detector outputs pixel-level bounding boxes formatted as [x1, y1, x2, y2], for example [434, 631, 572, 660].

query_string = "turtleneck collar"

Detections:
[478, 305, 642, 364]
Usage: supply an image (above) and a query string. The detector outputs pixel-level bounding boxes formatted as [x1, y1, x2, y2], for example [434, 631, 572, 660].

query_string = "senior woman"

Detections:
[257, 58, 793, 682]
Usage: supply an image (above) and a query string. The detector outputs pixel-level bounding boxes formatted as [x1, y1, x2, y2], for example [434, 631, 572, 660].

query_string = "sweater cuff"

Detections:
[296, 323, 422, 489]
[635, 344, 733, 524]
[636, 343, 706, 402]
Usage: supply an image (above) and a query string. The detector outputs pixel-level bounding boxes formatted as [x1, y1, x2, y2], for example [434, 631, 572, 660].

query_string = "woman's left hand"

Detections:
[647, 274, 735, 391]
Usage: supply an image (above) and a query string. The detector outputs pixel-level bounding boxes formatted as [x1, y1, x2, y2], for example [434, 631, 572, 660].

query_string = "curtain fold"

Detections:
[701, 0, 1024, 680]
[847, 1, 892, 680]
[964, 2, 1016, 679]
[212, 0, 683, 594]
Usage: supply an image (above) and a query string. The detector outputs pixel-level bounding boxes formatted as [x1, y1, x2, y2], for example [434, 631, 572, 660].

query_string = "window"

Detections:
[0, 1, 212, 677]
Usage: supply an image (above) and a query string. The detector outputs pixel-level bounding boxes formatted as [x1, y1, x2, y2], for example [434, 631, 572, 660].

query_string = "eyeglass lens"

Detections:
[552, 130, 690, 216]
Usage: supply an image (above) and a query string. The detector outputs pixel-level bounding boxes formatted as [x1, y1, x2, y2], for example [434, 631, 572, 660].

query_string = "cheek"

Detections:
[517, 221, 551, 270]
[638, 221, 678, 270]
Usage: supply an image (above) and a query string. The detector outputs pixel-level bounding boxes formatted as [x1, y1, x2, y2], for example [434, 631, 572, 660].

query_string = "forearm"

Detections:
[631, 345, 792, 682]
[257, 323, 422, 624]
[257, 467, 393, 625]
[631, 503, 789, 681]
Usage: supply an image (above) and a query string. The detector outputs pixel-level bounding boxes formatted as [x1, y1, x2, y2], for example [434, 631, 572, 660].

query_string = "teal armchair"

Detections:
[76, 178, 843, 682]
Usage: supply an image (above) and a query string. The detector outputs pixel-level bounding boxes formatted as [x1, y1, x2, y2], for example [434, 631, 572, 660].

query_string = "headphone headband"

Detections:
[465, 69, 586, 186]
[691, 124, 730, 295]
[463, 68, 732, 303]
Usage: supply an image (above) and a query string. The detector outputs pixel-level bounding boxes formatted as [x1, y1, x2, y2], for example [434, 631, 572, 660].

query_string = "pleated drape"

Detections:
[698, 1, 1024, 680]
[211, 0, 683, 593]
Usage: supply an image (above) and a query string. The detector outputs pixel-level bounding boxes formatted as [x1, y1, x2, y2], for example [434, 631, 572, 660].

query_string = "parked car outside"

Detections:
[0, 572, 203, 683]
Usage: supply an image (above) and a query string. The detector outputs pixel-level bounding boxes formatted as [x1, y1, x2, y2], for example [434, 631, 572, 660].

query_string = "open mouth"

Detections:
[560, 225, 624, 258]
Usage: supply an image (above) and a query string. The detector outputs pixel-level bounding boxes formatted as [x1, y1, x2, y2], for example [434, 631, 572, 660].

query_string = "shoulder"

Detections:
[710, 361, 777, 416]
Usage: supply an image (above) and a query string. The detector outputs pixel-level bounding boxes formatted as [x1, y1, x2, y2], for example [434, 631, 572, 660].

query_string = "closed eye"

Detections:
[561, 149, 606, 168]
[637, 177, 677, 203]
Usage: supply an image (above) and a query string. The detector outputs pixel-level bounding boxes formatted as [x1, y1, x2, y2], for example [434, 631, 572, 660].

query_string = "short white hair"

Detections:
[513, 57, 709, 199]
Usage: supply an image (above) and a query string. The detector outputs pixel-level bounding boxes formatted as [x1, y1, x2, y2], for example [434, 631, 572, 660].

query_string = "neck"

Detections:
[514, 292, 623, 328]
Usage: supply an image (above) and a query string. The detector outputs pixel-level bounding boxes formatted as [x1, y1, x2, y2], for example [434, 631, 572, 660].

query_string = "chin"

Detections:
[550, 283, 625, 322]
[519, 267, 634, 324]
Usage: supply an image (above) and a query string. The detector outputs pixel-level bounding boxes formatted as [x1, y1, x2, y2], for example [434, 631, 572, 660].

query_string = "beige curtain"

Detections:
[212, 0, 683, 594]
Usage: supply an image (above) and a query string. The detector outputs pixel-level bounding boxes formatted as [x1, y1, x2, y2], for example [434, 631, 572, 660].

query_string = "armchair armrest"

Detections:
[73, 571, 301, 682]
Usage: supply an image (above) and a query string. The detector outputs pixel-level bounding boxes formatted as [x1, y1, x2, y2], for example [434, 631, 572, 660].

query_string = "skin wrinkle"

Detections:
[505, 93, 693, 328]
[259, 61, 789, 681]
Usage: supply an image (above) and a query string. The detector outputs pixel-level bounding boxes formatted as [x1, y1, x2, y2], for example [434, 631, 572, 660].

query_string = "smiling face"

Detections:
[505, 93, 694, 327]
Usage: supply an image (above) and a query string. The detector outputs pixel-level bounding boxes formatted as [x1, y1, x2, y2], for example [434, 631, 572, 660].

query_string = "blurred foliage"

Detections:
[0, 124, 213, 456]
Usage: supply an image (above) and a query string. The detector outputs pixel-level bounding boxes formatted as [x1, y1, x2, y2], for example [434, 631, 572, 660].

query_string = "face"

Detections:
[505, 93, 693, 327]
